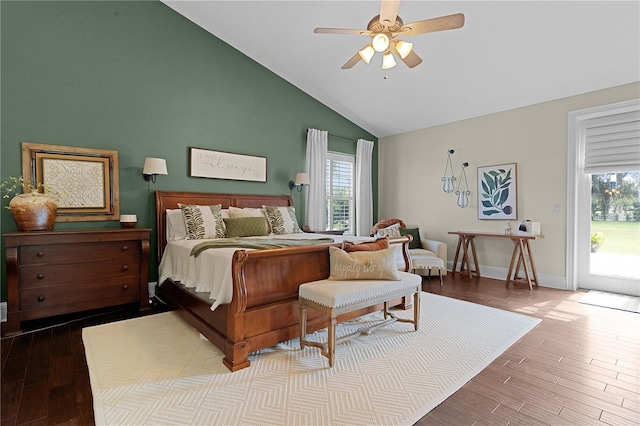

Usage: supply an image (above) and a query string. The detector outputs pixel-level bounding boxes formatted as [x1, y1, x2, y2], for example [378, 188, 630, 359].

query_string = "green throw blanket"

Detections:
[190, 237, 335, 257]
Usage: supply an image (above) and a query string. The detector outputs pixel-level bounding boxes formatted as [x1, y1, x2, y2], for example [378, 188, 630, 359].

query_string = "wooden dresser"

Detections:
[3, 228, 151, 336]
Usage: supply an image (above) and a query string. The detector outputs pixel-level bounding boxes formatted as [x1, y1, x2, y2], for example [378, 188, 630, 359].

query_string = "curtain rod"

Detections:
[328, 133, 357, 142]
[306, 128, 358, 142]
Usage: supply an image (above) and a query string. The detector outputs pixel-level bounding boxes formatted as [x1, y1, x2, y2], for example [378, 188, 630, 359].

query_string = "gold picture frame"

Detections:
[22, 142, 119, 222]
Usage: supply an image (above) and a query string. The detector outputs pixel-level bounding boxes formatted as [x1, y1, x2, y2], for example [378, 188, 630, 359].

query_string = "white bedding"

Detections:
[159, 233, 377, 311]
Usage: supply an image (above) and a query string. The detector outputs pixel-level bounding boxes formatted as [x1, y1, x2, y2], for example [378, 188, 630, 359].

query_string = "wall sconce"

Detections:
[442, 149, 456, 193]
[142, 157, 168, 183]
[456, 162, 471, 208]
[289, 172, 310, 192]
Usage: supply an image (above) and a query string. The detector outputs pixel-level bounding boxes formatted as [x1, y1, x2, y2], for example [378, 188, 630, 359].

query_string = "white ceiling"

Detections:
[161, 1, 640, 138]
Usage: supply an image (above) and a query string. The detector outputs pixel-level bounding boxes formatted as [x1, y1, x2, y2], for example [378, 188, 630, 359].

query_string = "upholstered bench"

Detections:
[299, 271, 421, 367]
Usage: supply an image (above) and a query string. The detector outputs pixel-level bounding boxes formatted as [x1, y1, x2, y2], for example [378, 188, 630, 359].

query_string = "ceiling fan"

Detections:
[314, 0, 465, 70]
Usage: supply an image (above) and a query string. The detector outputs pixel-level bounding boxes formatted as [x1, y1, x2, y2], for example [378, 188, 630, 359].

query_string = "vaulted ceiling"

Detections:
[162, 1, 640, 138]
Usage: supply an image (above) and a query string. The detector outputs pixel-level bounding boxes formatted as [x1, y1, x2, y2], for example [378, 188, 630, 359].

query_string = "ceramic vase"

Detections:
[9, 191, 58, 231]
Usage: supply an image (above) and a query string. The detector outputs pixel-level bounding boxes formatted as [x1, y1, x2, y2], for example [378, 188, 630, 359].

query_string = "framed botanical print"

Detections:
[477, 163, 517, 220]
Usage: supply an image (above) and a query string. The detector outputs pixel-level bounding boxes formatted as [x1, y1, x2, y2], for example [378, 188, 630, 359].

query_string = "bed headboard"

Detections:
[154, 190, 294, 262]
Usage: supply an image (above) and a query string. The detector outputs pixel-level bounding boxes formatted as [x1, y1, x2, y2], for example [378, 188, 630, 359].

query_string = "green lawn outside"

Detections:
[591, 221, 640, 255]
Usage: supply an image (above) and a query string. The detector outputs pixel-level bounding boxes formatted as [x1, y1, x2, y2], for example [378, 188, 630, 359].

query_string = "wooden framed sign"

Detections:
[189, 147, 267, 182]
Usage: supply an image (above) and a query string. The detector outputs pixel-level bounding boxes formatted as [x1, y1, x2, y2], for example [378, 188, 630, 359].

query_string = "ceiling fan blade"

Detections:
[314, 27, 371, 36]
[341, 52, 363, 69]
[379, 0, 400, 28]
[399, 13, 465, 36]
[400, 50, 423, 68]
[390, 43, 423, 68]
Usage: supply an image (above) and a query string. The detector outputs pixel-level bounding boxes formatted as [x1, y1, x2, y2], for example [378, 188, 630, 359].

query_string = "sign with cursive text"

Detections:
[189, 147, 267, 182]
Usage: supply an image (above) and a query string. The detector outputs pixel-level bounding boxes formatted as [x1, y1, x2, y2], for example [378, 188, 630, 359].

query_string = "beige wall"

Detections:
[378, 82, 640, 289]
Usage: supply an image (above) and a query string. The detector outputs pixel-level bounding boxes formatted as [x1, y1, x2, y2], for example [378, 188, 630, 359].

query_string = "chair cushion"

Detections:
[299, 271, 421, 308]
[409, 248, 437, 259]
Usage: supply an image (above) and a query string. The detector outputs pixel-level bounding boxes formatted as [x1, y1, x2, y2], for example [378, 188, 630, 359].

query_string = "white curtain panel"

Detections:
[356, 139, 374, 236]
[305, 128, 328, 231]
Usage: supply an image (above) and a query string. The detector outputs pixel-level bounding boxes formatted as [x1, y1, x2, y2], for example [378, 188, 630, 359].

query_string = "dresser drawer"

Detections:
[19, 240, 140, 265]
[20, 258, 141, 289]
[20, 277, 141, 314]
[3, 228, 151, 336]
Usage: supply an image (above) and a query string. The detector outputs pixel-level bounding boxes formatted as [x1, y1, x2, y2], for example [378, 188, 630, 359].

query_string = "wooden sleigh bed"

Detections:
[155, 190, 412, 371]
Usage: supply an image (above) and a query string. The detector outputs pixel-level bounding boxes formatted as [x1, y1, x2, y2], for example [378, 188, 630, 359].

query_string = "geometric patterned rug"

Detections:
[83, 293, 540, 425]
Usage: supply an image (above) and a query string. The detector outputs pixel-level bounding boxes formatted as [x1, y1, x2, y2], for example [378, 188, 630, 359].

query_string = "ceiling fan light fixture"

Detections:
[395, 40, 413, 59]
[382, 51, 397, 69]
[372, 33, 390, 52]
[358, 45, 375, 64]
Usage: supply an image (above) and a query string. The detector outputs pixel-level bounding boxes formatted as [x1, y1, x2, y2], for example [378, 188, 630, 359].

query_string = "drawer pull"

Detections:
[121, 264, 129, 271]
[37, 273, 45, 280]
[121, 245, 129, 251]
[37, 295, 45, 302]
[36, 251, 45, 257]
[122, 284, 129, 290]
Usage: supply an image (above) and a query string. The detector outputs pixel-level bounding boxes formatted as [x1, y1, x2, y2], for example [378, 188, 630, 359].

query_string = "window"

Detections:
[325, 152, 354, 233]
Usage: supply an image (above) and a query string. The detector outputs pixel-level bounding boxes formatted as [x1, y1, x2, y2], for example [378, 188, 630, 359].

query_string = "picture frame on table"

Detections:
[477, 163, 517, 220]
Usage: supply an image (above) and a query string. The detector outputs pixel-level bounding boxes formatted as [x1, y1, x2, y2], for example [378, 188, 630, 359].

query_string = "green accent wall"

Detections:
[0, 1, 378, 301]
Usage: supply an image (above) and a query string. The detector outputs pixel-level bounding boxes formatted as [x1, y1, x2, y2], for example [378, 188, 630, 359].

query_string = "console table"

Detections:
[448, 231, 544, 289]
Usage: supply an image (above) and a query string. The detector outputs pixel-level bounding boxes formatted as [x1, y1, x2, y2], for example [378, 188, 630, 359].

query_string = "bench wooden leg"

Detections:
[299, 303, 307, 350]
[414, 291, 420, 331]
[328, 316, 337, 367]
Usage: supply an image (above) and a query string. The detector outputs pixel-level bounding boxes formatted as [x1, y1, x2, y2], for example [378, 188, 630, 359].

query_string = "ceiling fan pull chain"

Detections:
[442, 149, 456, 193]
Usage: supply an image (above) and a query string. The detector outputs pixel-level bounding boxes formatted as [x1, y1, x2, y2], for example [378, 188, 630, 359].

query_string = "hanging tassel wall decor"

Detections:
[456, 162, 470, 208]
[442, 149, 456, 193]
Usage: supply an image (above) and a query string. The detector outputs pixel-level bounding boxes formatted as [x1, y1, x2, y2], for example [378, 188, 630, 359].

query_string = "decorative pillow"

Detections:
[329, 246, 400, 281]
[223, 217, 270, 238]
[400, 227, 422, 250]
[376, 223, 402, 238]
[228, 206, 264, 218]
[166, 209, 188, 241]
[263, 205, 303, 235]
[342, 237, 389, 253]
[179, 204, 226, 239]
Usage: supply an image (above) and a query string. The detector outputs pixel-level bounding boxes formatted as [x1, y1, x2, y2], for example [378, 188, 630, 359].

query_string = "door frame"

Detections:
[567, 99, 640, 293]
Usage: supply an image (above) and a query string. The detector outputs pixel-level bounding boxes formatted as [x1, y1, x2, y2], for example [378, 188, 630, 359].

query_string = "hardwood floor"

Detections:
[1, 276, 639, 425]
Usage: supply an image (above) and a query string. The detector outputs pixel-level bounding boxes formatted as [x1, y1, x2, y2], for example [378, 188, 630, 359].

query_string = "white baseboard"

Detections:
[447, 261, 568, 290]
